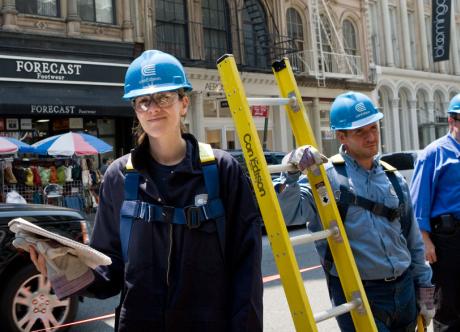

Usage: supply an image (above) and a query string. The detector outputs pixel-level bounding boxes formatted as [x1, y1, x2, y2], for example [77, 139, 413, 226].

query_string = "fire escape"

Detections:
[286, 0, 364, 86]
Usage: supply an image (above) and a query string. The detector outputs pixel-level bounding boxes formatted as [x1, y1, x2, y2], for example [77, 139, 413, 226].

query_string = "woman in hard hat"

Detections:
[30, 50, 263, 331]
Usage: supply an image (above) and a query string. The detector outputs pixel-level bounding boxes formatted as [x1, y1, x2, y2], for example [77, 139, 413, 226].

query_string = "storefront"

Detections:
[0, 32, 136, 208]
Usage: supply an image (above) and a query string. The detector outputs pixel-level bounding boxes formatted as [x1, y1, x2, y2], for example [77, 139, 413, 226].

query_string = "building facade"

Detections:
[369, 0, 460, 152]
[137, 0, 375, 156]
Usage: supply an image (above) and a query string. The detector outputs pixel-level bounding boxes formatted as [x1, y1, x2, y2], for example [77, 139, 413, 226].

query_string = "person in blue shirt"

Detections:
[275, 91, 434, 331]
[410, 93, 460, 332]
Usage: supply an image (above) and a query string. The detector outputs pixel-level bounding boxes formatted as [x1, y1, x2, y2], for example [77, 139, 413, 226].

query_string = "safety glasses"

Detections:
[133, 91, 179, 112]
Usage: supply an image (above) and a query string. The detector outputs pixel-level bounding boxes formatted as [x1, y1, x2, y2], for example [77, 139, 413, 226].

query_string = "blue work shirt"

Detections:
[274, 146, 432, 287]
[410, 133, 460, 232]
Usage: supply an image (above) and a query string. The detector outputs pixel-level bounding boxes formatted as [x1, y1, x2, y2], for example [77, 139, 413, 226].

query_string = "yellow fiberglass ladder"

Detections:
[216, 54, 377, 332]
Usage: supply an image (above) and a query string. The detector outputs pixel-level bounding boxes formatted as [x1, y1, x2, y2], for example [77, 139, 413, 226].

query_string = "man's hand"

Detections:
[421, 231, 437, 263]
[286, 145, 327, 175]
[417, 286, 436, 327]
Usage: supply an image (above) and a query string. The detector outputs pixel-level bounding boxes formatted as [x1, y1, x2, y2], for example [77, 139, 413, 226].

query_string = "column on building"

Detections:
[66, 0, 81, 36]
[426, 101, 436, 142]
[399, 97, 411, 150]
[399, 0, 413, 69]
[122, 0, 134, 42]
[409, 100, 420, 149]
[416, 0, 430, 70]
[190, 91, 205, 142]
[380, 0, 394, 66]
[450, 3, 460, 75]
[311, 97, 323, 152]
[391, 98, 402, 151]
[272, 105, 289, 152]
[1, 0, 18, 31]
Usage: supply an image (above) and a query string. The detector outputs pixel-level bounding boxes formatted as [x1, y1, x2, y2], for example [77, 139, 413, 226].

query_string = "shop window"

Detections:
[202, 0, 231, 62]
[16, 0, 59, 17]
[77, 0, 115, 24]
[206, 128, 222, 148]
[156, 0, 188, 59]
[226, 129, 235, 150]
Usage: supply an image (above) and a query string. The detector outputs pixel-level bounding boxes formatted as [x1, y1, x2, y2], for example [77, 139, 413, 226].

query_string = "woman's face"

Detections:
[133, 91, 189, 139]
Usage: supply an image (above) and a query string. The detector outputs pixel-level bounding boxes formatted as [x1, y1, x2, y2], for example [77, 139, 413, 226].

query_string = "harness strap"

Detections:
[120, 143, 226, 264]
[323, 154, 409, 272]
[120, 166, 139, 263]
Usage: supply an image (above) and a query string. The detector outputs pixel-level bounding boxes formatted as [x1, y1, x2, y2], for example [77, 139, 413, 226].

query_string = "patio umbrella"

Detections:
[0, 136, 34, 154]
[32, 132, 113, 156]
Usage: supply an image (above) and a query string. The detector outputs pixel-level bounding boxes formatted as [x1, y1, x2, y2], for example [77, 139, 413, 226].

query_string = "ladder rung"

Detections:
[247, 97, 296, 107]
[268, 163, 296, 174]
[290, 226, 339, 246]
[314, 298, 362, 323]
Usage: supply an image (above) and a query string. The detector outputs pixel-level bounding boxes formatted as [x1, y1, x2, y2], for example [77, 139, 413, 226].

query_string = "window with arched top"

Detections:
[156, 0, 188, 59]
[286, 8, 304, 52]
[202, 0, 231, 62]
[343, 19, 358, 56]
[242, 0, 269, 69]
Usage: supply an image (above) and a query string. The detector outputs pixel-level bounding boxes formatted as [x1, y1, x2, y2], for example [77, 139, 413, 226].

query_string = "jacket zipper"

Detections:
[166, 223, 173, 286]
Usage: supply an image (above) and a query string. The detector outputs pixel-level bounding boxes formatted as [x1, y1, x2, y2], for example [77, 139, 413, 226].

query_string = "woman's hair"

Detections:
[133, 89, 187, 146]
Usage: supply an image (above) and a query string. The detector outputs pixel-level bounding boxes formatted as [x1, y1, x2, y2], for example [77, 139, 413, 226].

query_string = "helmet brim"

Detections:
[123, 84, 192, 100]
[331, 111, 383, 130]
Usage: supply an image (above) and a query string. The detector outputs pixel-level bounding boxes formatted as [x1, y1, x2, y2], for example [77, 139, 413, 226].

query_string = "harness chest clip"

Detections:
[185, 206, 202, 229]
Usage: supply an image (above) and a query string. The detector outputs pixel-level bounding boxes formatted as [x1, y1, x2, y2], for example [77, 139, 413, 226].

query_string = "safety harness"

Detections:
[119, 142, 226, 263]
[323, 154, 411, 272]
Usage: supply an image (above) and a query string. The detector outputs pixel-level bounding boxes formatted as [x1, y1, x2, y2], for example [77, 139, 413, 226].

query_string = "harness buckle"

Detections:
[371, 203, 384, 216]
[388, 206, 402, 221]
[185, 206, 201, 229]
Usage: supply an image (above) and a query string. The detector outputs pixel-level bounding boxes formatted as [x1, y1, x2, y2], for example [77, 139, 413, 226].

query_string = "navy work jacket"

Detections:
[87, 134, 263, 331]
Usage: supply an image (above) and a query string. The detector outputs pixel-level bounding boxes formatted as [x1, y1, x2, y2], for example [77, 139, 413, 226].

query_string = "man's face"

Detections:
[448, 114, 460, 142]
[337, 122, 380, 161]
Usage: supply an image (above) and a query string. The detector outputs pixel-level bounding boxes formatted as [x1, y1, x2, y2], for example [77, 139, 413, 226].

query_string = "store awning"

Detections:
[0, 83, 132, 117]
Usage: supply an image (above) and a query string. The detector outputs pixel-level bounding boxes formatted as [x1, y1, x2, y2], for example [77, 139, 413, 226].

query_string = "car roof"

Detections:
[0, 203, 84, 219]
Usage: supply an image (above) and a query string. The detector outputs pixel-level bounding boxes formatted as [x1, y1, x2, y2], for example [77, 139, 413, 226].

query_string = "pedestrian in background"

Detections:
[410, 93, 460, 331]
[274, 91, 434, 331]
[30, 50, 263, 331]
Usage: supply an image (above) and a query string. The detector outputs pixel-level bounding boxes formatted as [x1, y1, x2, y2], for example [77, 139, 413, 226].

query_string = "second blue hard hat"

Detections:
[448, 93, 460, 114]
[123, 50, 192, 100]
[330, 91, 383, 130]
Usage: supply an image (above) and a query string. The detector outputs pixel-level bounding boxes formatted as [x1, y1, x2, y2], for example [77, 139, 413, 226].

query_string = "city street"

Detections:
[72, 227, 340, 331]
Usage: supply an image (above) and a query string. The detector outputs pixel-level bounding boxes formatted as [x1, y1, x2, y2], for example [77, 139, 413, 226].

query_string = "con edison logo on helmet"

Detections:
[243, 134, 266, 197]
[141, 64, 156, 76]
[355, 102, 367, 113]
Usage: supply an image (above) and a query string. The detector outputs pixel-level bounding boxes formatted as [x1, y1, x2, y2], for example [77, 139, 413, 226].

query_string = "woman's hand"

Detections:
[29, 245, 48, 277]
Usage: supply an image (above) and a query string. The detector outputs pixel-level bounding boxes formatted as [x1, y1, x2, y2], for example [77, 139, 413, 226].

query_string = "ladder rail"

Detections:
[217, 54, 318, 331]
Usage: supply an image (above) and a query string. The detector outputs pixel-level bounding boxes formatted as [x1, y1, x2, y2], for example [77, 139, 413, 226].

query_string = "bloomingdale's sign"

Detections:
[0, 54, 127, 85]
[432, 0, 452, 62]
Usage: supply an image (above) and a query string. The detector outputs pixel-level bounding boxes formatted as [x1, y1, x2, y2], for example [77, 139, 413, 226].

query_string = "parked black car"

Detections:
[0, 204, 90, 332]
[380, 150, 420, 185]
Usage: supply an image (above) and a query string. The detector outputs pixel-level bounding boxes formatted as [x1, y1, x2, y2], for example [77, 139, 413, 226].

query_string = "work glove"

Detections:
[12, 231, 95, 300]
[416, 286, 436, 327]
[285, 145, 328, 175]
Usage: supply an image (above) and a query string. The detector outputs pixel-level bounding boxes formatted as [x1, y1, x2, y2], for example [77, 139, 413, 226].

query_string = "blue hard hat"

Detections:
[448, 93, 460, 114]
[123, 50, 192, 100]
[330, 91, 383, 130]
